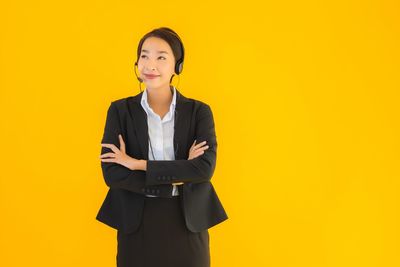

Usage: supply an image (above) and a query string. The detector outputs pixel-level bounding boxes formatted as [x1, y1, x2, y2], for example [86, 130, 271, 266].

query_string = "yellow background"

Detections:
[1, 0, 399, 266]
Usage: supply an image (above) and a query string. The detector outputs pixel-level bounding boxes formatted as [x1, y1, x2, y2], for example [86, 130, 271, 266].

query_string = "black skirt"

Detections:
[116, 195, 210, 267]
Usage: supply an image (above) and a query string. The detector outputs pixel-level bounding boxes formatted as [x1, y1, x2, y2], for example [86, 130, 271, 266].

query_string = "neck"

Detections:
[146, 85, 174, 106]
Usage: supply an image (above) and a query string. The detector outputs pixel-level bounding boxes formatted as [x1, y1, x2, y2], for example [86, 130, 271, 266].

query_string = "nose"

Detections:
[144, 65, 156, 72]
[138, 59, 157, 72]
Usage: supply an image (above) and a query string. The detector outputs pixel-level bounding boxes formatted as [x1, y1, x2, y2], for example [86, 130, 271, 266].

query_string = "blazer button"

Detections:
[156, 189, 160, 193]
[141, 188, 146, 192]
[162, 176, 166, 180]
[157, 176, 161, 180]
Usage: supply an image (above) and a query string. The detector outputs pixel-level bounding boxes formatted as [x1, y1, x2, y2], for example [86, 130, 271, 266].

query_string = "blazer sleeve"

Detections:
[100, 102, 173, 197]
[145, 103, 217, 186]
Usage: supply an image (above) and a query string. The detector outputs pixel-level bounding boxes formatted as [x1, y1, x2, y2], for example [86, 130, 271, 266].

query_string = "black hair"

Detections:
[136, 27, 184, 75]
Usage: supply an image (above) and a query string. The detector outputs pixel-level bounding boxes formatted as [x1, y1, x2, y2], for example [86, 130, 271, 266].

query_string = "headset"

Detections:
[134, 28, 185, 88]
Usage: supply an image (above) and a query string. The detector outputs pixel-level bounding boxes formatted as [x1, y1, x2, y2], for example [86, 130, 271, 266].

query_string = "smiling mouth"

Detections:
[144, 74, 160, 79]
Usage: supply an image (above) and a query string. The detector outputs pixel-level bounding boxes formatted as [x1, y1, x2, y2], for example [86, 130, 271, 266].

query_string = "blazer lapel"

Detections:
[128, 88, 191, 160]
[130, 95, 149, 159]
[173, 90, 191, 160]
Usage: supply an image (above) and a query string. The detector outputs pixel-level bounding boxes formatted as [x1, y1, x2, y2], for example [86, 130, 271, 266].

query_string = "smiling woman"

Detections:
[134, 27, 185, 92]
[96, 27, 228, 267]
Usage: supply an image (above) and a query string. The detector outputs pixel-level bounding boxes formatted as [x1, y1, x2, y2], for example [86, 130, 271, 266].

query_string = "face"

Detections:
[137, 36, 176, 91]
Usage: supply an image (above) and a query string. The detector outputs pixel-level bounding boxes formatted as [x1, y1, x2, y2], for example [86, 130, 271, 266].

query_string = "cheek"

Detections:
[161, 63, 176, 73]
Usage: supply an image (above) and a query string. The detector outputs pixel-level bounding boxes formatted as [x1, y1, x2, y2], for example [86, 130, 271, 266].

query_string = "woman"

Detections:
[97, 27, 228, 267]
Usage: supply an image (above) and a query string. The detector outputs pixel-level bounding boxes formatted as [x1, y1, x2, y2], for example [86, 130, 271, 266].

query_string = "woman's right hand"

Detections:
[188, 140, 209, 160]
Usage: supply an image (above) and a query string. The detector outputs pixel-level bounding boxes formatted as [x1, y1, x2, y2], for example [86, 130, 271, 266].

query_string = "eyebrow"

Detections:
[141, 49, 169, 54]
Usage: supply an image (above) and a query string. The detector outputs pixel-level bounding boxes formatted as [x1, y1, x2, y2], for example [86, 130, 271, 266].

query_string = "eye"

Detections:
[140, 55, 166, 60]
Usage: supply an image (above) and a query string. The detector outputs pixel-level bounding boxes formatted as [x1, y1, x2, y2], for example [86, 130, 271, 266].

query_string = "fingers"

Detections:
[99, 152, 116, 159]
[188, 145, 209, 160]
[118, 134, 126, 153]
[194, 142, 209, 152]
[195, 145, 209, 153]
[190, 140, 208, 151]
[190, 139, 196, 150]
[100, 158, 117, 163]
[195, 149, 206, 156]
[188, 140, 210, 160]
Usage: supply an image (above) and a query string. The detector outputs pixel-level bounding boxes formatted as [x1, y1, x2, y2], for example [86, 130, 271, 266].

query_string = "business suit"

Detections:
[96, 88, 228, 236]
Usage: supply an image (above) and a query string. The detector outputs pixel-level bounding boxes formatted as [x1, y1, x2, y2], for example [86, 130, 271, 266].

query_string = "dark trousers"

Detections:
[116, 195, 210, 267]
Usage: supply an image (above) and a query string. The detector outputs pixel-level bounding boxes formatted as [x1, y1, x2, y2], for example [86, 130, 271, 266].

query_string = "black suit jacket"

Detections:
[96, 88, 228, 234]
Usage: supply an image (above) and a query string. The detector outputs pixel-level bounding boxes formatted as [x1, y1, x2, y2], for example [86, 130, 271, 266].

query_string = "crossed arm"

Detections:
[99, 101, 217, 194]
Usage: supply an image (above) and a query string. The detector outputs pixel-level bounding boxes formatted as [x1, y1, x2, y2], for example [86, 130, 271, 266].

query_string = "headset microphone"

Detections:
[134, 62, 143, 83]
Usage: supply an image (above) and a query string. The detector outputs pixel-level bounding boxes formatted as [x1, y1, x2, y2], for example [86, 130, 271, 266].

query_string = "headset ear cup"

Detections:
[178, 62, 183, 74]
[175, 59, 183, 75]
[175, 61, 178, 75]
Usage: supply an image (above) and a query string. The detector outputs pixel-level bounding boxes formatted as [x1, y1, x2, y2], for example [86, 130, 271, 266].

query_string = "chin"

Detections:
[145, 80, 169, 88]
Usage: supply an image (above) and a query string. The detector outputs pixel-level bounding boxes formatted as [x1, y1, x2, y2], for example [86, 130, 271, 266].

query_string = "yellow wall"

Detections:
[1, 0, 399, 266]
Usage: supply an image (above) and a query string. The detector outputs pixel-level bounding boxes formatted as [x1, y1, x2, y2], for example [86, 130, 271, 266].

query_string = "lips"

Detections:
[144, 74, 160, 79]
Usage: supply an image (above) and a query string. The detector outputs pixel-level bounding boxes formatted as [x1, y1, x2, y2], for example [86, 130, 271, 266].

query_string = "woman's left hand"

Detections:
[100, 134, 139, 170]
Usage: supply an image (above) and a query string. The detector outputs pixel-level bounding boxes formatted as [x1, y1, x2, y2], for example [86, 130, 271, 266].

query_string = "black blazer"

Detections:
[96, 88, 228, 234]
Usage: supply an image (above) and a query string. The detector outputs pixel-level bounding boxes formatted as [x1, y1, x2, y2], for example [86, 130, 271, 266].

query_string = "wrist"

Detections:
[128, 157, 137, 170]
[141, 159, 147, 171]
[133, 159, 146, 171]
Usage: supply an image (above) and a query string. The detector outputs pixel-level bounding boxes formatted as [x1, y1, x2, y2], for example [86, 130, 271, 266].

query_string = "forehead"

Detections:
[141, 37, 173, 54]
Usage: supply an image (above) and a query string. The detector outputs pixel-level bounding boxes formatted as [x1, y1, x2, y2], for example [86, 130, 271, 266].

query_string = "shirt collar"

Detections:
[141, 86, 177, 118]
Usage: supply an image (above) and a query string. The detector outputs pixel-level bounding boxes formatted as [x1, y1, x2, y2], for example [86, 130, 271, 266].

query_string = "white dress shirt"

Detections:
[140, 86, 179, 197]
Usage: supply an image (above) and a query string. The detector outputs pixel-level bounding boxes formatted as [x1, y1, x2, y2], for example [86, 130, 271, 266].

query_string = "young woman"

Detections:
[97, 27, 228, 267]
